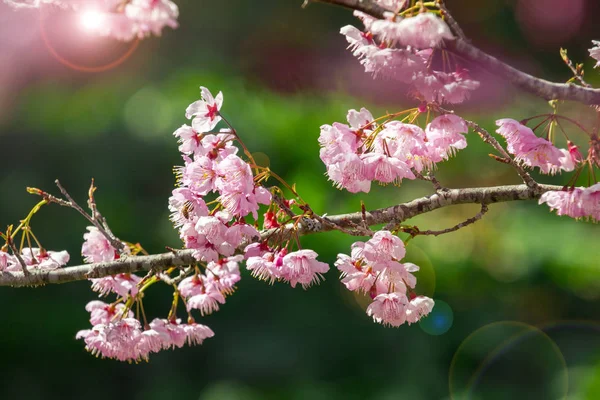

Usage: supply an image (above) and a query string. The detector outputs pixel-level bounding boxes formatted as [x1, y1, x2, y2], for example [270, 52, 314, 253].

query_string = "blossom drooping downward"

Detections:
[495, 118, 577, 174]
[539, 184, 600, 221]
[335, 230, 434, 327]
[319, 108, 469, 193]
[340, 10, 480, 104]
[589, 40, 600, 68]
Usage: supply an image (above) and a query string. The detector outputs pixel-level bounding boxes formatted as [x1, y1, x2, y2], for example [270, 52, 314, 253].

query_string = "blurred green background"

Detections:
[1, 0, 600, 399]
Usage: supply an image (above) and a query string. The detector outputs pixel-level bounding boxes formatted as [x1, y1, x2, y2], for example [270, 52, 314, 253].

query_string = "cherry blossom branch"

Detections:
[0, 183, 561, 287]
[308, 0, 600, 105]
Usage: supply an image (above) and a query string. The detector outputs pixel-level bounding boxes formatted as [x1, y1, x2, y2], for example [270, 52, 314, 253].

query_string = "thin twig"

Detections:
[54, 180, 125, 252]
[407, 203, 488, 237]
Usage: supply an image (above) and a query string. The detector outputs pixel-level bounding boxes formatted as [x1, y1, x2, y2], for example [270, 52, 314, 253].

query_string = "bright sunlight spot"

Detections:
[79, 10, 105, 32]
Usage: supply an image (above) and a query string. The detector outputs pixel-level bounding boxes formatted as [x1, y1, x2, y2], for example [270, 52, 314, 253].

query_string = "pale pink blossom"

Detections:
[413, 69, 479, 104]
[225, 223, 260, 249]
[589, 40, 600, 68]
[168, 187, 209, 228]
[281, 249, 330, 289]
[0, 251, 17, 271]
[514, 136, 563, 174]
[185, 87, 223, 132]
[85, 300, 133, 325]
[335, 254, 376, 293]
[125, 0, 179, 38]
[173, 124, 200, 155]
[340, 25, 373, 53]
[405, 296, 435, 324]
[540, 184, 600, 221]
[183, 322, 215, 345]
[326, 152, 372, 193]
[246, 251, 281, 284]
[319, 122, 360, 166]
[425, 114, 468, 161]
[197, 131, 238, 160]
[539, 188, 586, 219]
[347, 107, 375, 130]
[186, 287, 226, 315]
[205, 255, 243, 293]
[367, 292, 409, 327]
[82, 226, 117, 263]
[181, 155, 217, 196]
[360, 152, 415, 184]
[363, 230, 406, 262]
[396, 13, 453, 49]
[17, 247, 69, 271]
[244, 242, 271, 259]
[147, 318, 188, 349]
[76, 318, 148, 362]
[90, 273, 142, 298]
[495, 118, 565, 174]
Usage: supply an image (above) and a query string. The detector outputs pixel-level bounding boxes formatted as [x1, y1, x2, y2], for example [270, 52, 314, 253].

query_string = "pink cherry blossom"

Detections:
[360, 152, 415, 184]
[405, 296, 435, 324]
[185, 87, 223, 132]
[367, 292, 409, 327]
[495, 118, 566, 174]
[363, 230, 406, 262]
[540, 184, 600, 221]
[413, 69, 479, 104]
[244, 242, 270, 259]
[18, 247, 70, 271]
[425, 114, 468, 161]
[589, 40, 600, 68]
[82, 226, 117, 263]
[397, 13, 453, 49]
[0, 251, 17, 272]
[180, 155, 217, 196]
[347, 107, 375, 130]
[205, 255, 243, 293]
[168, 187, 210, 228]
[124, 0, 179, 38]
[76, 318, 148, 362]
[183, 322, 215, 345]
[85, 300, 133, 325]
[246, 251, 281, 284]
[186, 286, 226, 315]
[173, 124, 200, 155]
[280, 249, 330, 289]
[326, 152, 372, 193]
[147, 318, 188, 349]
[90, 273, 142, 298]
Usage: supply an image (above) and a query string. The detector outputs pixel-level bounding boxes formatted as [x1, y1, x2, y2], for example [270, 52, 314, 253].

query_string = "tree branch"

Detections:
[0, 183, 561, 287]
[310, 0, 600, 105]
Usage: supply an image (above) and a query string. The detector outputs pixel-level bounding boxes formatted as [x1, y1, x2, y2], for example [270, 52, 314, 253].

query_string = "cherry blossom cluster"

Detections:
[495, 119, 580, 175]
[77, 225, 216, 362]
[76, 301, 213, 362]
[335, 230, 434, 327]
[319, 107, 468, 193]
[539, 184, 600, 221]
[171, 87, 271, 261]
[75, 86, 336, 362]
[0, 247, 69, 272]
[3, 0, 178, 41]
[341, 6, 479, 104]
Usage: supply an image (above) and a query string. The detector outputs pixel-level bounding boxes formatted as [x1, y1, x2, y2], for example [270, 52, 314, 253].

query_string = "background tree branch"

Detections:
[0, 183, 561, 287]
[308, 0, 600, 105]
